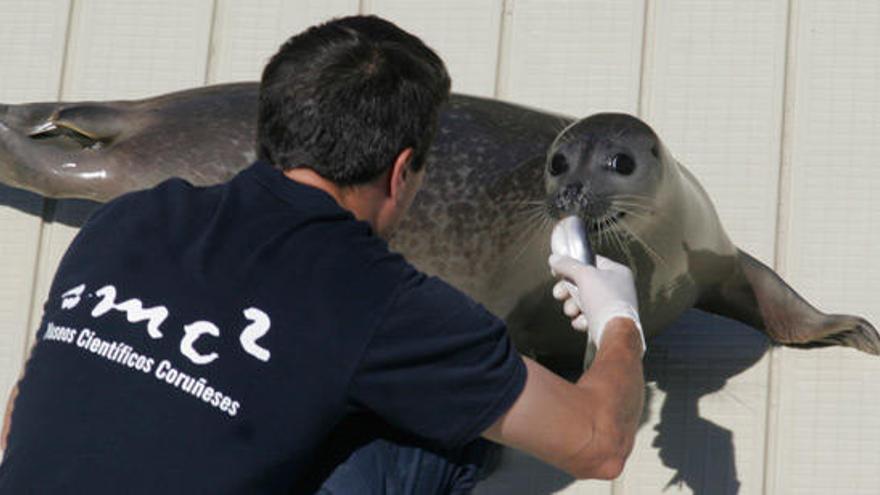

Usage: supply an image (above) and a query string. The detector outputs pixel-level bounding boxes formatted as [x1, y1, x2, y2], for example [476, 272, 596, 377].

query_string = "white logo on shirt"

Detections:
[92, 285, 169, 339]
[240, 307, 271, 362]
[181, 321, 221, 364]
[61, 284, 86, 310]
[59, 283, 272, 365]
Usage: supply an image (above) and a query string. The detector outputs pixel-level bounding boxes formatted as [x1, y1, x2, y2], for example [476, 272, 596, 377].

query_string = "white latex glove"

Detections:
[549, 253, 646, 354]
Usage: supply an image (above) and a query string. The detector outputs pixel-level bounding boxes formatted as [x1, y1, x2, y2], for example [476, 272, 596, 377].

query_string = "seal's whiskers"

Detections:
[509, 213, 552, 265]
[606, 218, 638, 273]
[504, 204, 553, 265]
[620, 221, 668, 270]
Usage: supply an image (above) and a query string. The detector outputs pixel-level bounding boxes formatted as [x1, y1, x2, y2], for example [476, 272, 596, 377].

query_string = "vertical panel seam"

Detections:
[56, 0, 77, 100]
[762, 0, 798, 493]
[492, 0, 513, 99]
[203, 0, 220, 85]
[773, 3, 797, 275]
[636, 0, 653, 119]
[359, 0, 372, 15]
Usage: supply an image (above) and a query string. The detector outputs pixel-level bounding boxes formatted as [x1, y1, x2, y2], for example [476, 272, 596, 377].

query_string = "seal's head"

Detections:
[545, 113, 666, 239]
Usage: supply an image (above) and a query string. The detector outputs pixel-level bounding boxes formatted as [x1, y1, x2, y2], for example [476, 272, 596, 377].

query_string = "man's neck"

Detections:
[283, 166, 384, 227]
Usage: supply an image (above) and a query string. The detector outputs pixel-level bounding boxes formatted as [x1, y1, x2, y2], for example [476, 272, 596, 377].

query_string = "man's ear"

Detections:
[388, 147, 415, 200]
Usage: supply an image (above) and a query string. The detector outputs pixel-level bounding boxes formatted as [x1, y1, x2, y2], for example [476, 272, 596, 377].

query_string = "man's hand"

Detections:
[549, 254, 645, 354]
[482, 254, 646, 480]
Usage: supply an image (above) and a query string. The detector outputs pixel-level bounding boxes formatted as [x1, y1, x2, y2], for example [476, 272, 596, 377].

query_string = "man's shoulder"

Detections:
[85, 178, 204, 225]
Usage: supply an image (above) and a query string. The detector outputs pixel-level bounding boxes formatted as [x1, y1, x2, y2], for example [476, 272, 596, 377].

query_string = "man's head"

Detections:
[257, 15, 451, 185]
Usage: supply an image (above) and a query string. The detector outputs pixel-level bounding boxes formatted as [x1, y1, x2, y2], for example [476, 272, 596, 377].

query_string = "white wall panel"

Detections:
[500, 0, 644, 117]
[62, 0, 214, 100]
[769, 0, 880, 492]
[0, 1, 70, 102]
[0, 0, 72, 453]
[367, 0, 504, 97]
[209, 0, 359, 84]
[642, 0, 788, 263]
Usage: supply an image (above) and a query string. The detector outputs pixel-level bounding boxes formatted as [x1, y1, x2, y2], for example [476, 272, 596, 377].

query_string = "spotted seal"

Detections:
[541, 113, 879, 357]
[1, 84, 876, 371]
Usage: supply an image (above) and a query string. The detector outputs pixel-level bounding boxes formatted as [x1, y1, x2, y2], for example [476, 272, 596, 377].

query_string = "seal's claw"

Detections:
[835, 317, 880, 355]
[789, 315, 880, 356]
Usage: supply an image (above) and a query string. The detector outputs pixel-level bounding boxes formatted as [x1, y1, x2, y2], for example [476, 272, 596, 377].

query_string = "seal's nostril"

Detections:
[562, 183, 582, 197]
[549, 153, 568, 176]
[558, 183, 583, 209]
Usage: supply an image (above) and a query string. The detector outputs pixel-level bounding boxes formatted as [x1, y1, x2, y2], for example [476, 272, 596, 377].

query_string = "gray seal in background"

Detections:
[1, 84, 876, 372]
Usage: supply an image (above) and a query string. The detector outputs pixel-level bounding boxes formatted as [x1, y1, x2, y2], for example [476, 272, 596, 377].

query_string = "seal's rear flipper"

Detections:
[696, 249, 880, 355]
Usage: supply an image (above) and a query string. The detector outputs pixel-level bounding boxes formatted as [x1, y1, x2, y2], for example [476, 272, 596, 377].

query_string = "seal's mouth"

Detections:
[546, 183, 624, 230]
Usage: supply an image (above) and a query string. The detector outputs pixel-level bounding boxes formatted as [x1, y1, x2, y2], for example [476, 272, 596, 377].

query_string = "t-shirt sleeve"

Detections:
[347, 265, 527, 449]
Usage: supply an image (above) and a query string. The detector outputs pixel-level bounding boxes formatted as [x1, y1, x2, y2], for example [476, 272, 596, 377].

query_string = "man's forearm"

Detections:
[2, 384, 18, 451]
[481, 317, 645, 480]
[575, 318, 645, 461]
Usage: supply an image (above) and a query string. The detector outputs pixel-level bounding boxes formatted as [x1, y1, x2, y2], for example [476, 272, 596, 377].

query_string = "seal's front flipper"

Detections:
[1, 103, 129, 201]
[697, 249, 880, 355]
[29, 105, 130, 149]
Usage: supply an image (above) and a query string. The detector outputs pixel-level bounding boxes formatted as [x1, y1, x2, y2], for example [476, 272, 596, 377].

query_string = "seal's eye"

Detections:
[608, 154, 636, 175]
[549, 153, 568, 176]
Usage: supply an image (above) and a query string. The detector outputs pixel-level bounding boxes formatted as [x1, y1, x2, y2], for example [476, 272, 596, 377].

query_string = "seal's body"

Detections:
[1, 84, 876, 370]
[545, 114, 879, 356]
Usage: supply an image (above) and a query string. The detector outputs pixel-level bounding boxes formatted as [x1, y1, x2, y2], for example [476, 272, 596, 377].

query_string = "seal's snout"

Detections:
[554, 182, 584, 213]
[561, 182, 582, 201]
[549, 181, 604, 219]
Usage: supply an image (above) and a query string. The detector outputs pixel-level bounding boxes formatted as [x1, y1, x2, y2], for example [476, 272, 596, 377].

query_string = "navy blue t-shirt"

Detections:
[0, 161, 526, 493]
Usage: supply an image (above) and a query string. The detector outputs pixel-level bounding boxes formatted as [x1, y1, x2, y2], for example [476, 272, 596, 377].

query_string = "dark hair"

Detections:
[257, 15, 451, 185]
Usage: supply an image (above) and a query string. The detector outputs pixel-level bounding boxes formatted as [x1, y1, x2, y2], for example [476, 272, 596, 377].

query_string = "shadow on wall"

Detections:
[477, 310, 769, 495]
[646, 310, 767, 494]
[0, 184, 101, 227]
[0, 184, 46, 222]
[0, 189, 769, 495]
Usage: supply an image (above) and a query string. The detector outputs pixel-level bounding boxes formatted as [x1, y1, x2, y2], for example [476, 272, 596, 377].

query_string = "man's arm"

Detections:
[484, 252, 646, 480]
[482, 318, 644, 479]
[2, 383, 18, 451]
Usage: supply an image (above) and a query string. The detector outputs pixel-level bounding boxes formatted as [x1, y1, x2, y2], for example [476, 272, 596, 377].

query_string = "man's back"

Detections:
[0, 161, 526, 493]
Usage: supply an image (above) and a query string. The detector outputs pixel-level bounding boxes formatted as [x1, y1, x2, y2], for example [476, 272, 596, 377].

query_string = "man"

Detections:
[0, 15, 644, 493]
